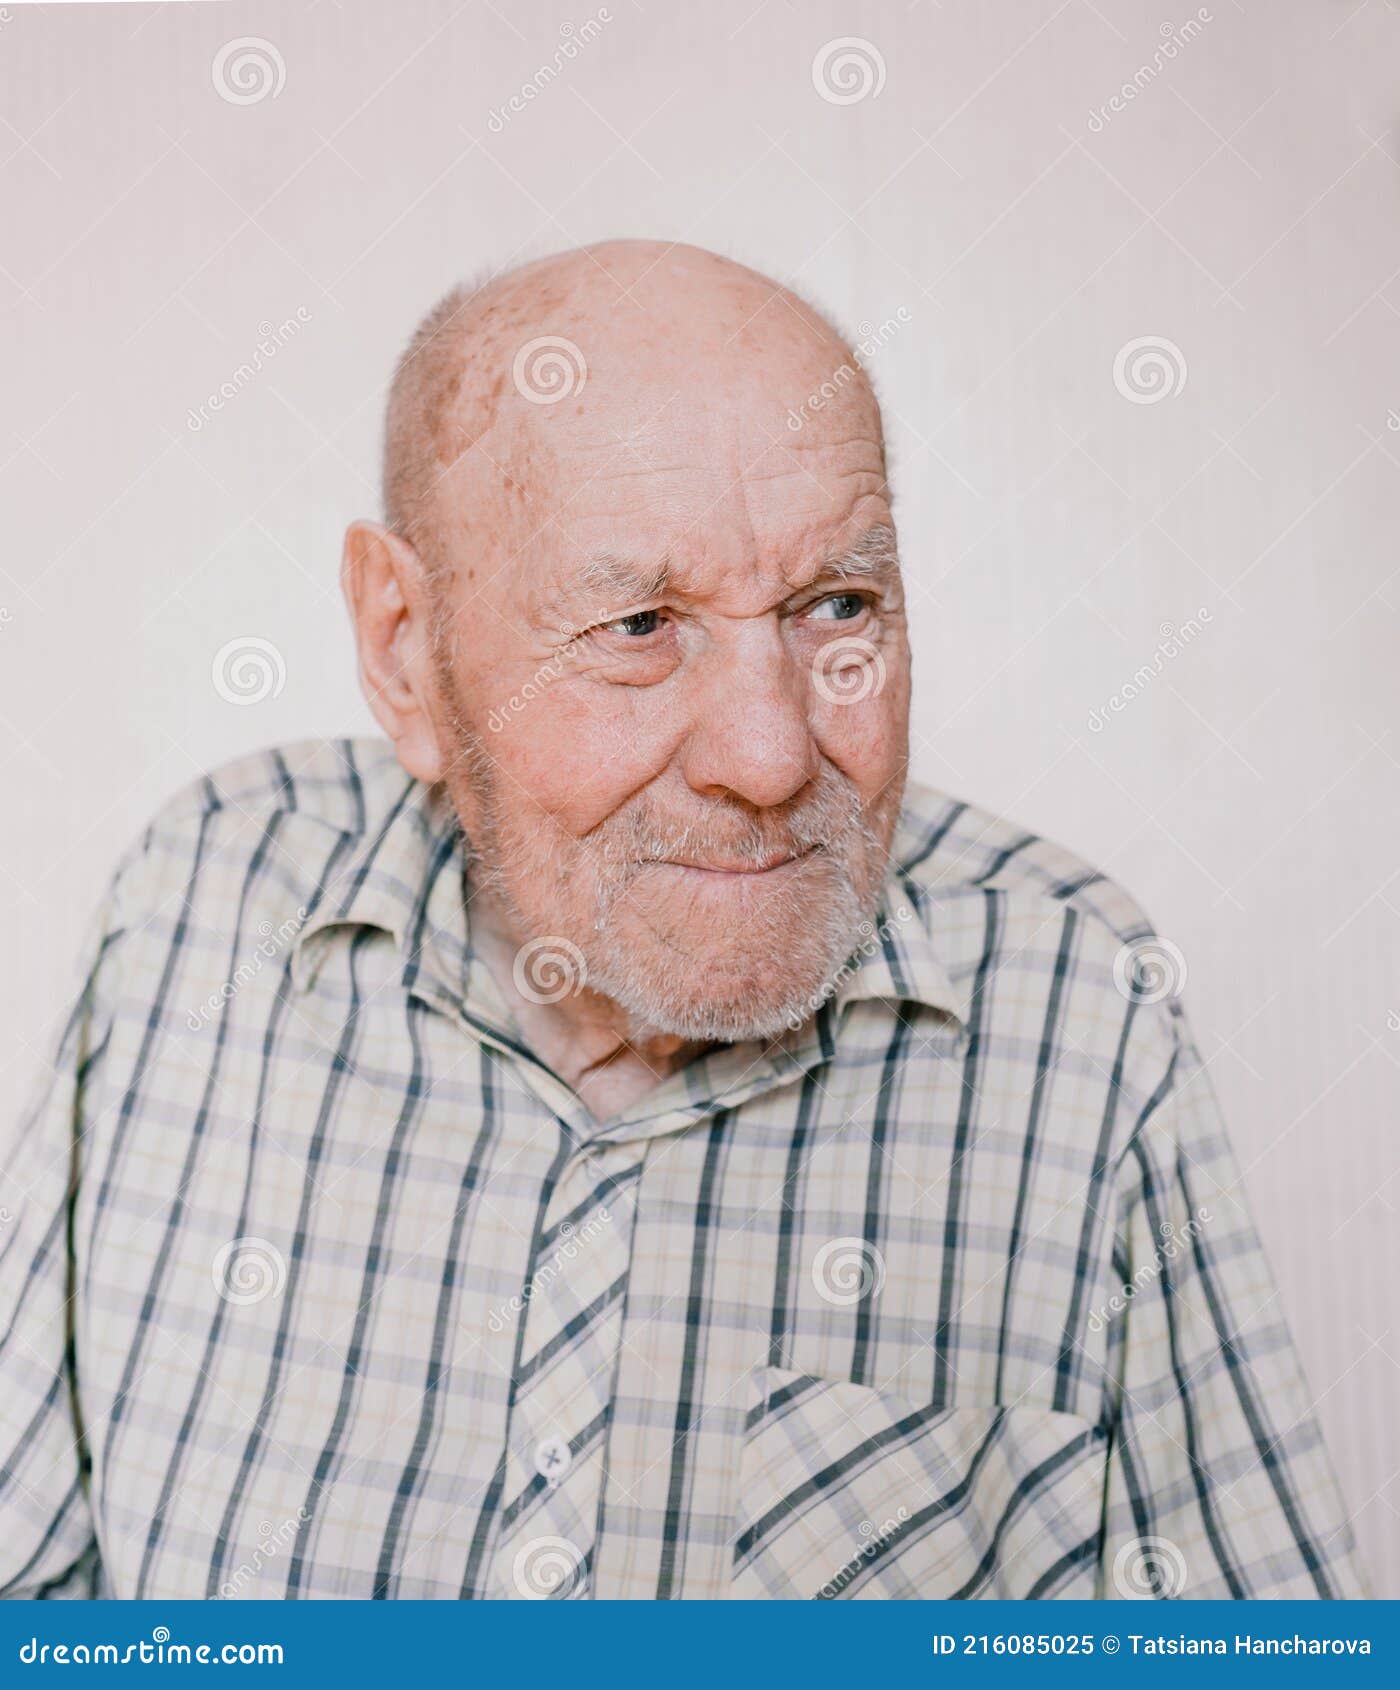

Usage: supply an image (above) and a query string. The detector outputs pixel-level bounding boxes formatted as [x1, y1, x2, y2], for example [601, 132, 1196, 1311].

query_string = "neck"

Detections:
[466, 887, 709, 1121]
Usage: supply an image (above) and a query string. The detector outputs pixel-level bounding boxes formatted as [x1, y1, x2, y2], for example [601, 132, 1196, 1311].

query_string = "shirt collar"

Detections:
[289, 773, 966, 1032]
[289, 773, 485, 1018]
[821, 890, 966, 1028]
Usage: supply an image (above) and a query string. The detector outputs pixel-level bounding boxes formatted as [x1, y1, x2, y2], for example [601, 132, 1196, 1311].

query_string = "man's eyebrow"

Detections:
[533, 551, 671, 631]
[575, 551, 671, 604]
[539, 524, 897, 626]
[806, 522, 900, 583]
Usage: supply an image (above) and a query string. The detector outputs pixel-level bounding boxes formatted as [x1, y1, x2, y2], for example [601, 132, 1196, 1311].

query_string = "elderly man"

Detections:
[0, 242, 1362, 1601]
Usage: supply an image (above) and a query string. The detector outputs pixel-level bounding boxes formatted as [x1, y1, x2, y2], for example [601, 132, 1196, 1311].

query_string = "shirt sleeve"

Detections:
[0, 871, 128, 1599]
[1098, 1013, 1368, 1599]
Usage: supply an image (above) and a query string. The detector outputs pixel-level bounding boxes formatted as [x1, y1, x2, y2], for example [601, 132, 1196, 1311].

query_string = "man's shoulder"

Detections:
[107, 737, 412, 927]
[895, 779, 1157, 950]
[139, 736, 406, 840]
[894, 783, 1186, 1097]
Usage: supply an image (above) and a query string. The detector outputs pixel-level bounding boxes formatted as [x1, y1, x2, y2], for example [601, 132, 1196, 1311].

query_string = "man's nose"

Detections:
[677, 622, 818, 807]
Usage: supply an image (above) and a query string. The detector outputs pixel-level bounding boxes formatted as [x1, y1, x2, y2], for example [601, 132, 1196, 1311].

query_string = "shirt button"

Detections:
[533, 1436, 572, 1484]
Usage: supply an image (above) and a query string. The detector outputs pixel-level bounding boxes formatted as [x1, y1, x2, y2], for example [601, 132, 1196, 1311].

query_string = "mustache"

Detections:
[589, 776, 875, 871]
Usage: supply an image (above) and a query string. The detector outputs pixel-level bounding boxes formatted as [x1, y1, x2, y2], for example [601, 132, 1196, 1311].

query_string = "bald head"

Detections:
[381, 239, 883, 583]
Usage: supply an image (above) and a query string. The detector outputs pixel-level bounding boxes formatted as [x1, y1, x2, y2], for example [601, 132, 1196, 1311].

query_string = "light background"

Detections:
[2, 0, 1397, 1594]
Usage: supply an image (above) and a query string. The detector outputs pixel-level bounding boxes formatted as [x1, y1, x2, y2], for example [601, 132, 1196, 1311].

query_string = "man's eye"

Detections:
[808, 592, 867, 622]
[604, 609, 663, 638]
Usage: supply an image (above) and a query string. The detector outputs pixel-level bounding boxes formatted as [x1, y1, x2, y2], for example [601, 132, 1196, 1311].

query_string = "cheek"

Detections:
[482, 682, 674, 834]
[811, 669, 910, 800]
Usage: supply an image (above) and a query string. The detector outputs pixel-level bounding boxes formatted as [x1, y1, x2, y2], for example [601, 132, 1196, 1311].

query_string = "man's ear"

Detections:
[340, 520, 446, 784]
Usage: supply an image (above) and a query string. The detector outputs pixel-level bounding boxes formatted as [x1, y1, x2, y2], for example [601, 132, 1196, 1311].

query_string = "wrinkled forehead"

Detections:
[448, 354, 889, 610]
[556, 432, 887, 604]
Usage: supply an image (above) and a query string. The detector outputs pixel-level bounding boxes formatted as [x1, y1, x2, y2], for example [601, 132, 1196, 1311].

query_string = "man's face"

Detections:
[427, 345, 910, 1043]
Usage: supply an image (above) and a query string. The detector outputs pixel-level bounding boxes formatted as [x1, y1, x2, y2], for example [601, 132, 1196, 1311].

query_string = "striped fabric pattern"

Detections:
[0, 737, 1364, 1600]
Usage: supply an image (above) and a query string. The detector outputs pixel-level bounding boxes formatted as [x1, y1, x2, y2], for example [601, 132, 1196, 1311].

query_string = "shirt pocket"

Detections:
[730, 1365, 1107, 1599]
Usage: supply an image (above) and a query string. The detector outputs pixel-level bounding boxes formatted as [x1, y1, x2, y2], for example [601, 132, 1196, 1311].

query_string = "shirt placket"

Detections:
[477, 1036, 828, 1600]
[487, 1137, 642, 1599]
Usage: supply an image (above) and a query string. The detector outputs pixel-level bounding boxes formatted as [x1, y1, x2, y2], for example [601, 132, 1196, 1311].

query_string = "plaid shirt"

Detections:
[0, 738, 1364, 1600]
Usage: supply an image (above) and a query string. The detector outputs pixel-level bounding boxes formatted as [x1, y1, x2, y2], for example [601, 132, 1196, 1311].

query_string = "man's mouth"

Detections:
[650, 845, 821, 876]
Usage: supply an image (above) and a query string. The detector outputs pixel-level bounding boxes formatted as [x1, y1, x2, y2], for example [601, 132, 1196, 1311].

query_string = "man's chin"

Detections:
[575, 853, 883, 1043]
[583, 928, 857, 1045]
[609, 985, 824, 1047]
